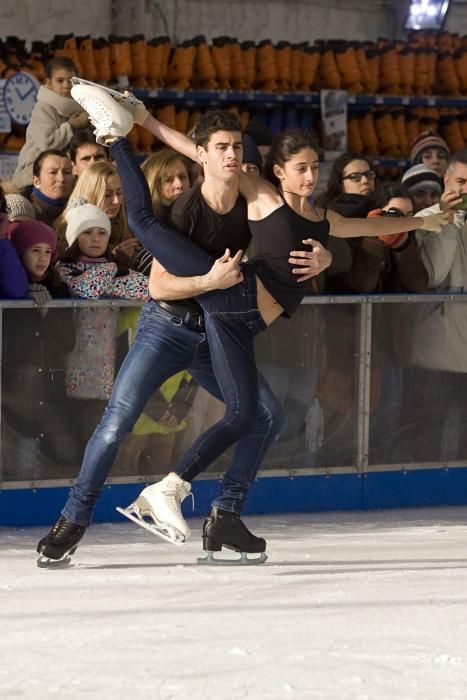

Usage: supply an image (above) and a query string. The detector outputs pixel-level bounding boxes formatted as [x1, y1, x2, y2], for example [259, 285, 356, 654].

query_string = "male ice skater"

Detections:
[37, 97, 330, 567]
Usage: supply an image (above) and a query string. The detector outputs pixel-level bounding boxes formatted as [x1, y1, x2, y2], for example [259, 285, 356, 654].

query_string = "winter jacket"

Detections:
[319, 194, 429, 414]
[30, 188, 68, 228]
[13, 86, 78, 188]
[325, 194, 429, 294]
[0, 238, 29, 298]
[57, 259, 149, 400]
[401, 206, 467, 373]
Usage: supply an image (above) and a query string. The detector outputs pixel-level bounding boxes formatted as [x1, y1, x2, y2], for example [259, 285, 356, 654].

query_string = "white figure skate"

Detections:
[70, 76, 148, 126]
[116, 474, 192, 545]
[70, 77, 143, 107]
[70, 80, 136, 144]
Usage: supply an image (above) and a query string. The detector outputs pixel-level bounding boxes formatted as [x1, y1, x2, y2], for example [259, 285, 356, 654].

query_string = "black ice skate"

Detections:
[197, 507, 268, 566]
[36, 515, 86, 568]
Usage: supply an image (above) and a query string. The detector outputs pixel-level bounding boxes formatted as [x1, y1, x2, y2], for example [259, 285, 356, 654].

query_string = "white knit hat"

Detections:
[65, 203, 111, 248]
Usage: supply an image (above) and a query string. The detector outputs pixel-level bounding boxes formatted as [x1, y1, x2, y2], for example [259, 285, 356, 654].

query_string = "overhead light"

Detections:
[405, 0, 451, 30]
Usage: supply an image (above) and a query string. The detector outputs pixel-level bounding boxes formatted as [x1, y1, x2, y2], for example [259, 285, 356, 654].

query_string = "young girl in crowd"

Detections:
[13, 57, 89, 188]
[3, 220, 78, 479]
[56, 202, 149, 441]
[54, 161, 138, 265]
[57, 203, 148, 400]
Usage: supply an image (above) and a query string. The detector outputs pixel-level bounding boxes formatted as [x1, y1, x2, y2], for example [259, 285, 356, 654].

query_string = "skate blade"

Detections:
[70, 77, 143, 105]
[116, 506, 185, 545]
[197, 551, 268, 566]
[37, 553, 73, 569]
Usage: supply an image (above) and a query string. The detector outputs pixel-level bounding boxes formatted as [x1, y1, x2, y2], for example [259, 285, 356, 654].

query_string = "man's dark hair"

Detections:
[69, 128, 107, 164]
[244, 117, 273, 147]
[45, 56, 77, 79]
[193, 110, 242, 149]
[372, 182, 413, 209]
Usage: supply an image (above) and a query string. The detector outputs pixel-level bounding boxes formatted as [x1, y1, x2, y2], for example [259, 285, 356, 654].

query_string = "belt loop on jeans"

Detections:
[156, 300, 204, 329]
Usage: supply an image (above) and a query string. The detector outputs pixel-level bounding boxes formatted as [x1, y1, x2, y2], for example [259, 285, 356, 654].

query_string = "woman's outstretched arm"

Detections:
[326, 208, 450, 238]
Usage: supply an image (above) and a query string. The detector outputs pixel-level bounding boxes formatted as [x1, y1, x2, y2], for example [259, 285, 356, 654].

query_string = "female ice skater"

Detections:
[41, 81, 447, 565]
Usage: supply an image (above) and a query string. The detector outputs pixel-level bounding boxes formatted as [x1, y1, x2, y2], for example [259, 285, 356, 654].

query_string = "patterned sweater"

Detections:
[57, 259, 149, 400]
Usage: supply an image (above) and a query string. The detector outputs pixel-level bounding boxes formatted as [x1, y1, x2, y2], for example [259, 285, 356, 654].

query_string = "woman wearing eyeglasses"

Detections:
[313, 158, 430, 466]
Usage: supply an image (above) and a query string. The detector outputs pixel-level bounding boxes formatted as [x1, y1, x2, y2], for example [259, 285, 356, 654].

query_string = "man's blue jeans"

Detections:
[63, 300, 284, 526]
[67, 137, 282, 518]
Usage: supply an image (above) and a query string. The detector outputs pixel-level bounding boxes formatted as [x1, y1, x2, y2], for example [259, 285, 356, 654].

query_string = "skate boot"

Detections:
[70, 77, 148, 124]
[36, 515, 86, 568]
[70, 80, 136, 145]
[116, 473, 192, 545]
[197, 507, 268, 566]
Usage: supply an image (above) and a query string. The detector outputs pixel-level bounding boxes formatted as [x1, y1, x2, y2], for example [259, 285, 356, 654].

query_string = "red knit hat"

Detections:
[10, 221, 57, 257]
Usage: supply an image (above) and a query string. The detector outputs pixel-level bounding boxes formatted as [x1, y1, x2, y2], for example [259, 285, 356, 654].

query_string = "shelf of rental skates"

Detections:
[1, 31, 467, 169]
[127, 88, 467, 169]
[131, 88, 467, 109]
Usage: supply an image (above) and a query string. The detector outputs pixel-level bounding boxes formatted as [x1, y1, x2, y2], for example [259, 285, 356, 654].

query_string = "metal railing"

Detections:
[2, 294, 467, 488]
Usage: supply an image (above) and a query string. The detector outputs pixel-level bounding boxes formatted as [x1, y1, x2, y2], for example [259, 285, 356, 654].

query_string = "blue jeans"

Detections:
[63, 301, 283, 525]
[83, 138, 277, 500]
[63, 139, 285, 526]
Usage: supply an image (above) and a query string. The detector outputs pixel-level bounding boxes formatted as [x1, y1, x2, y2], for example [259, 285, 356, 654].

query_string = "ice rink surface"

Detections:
[2, 507, 467, 700]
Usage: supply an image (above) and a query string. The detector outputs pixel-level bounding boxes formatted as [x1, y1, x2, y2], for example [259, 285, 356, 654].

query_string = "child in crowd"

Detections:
[10, 219, 69, 300]
[0, 187, 29, 298]
[54, 161, 137, 264]
[56, 202, 149, 441]
[2, 220, 78, 479]
[13, 57, 89, 188]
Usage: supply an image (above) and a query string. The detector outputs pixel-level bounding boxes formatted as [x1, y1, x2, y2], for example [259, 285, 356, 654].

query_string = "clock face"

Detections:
[4, 72, 40, 126]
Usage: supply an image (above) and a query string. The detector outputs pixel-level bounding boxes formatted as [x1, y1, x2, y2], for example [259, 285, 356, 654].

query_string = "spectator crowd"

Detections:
[1, 55, 467, 478]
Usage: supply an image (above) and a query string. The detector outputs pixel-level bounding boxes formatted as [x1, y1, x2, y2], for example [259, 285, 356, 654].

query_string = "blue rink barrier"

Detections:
[2, 468, 467, 527]
[3, 295, 467, 527]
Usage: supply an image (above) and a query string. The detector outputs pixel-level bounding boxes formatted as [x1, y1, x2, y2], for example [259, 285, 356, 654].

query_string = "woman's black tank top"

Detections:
[249, 200, 330, 317]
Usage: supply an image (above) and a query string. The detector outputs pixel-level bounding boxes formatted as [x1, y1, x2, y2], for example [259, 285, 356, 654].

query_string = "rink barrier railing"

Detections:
[2, 293, 467, 492]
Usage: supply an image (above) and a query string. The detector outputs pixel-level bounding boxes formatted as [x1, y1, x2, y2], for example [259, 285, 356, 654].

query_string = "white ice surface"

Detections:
[2, 507, 467, 700]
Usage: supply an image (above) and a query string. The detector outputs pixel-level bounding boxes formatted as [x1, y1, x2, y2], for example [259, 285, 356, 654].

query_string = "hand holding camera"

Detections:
[440, 190, 467, 212]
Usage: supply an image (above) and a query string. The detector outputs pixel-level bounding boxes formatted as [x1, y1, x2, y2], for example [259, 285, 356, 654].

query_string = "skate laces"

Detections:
[79, 96, 112, 130]
[162, 483, 195, 512]
[50, 517, 85, 544]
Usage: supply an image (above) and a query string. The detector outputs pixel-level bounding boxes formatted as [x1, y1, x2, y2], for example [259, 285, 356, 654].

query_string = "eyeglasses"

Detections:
[381, 207, 412, 218]
[341, 170, 376, 183]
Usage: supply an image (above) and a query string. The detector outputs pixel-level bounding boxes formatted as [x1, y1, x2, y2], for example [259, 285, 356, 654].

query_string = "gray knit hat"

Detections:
[5, 194, 36, 222]
[401, 164, 443, 194]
